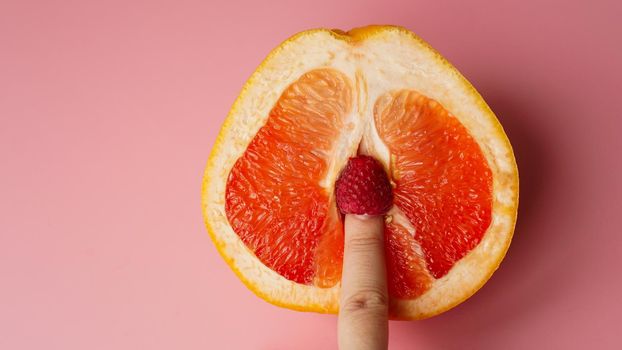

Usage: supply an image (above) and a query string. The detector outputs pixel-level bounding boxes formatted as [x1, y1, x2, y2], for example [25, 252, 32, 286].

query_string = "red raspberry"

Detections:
[335, 155, 393, 215]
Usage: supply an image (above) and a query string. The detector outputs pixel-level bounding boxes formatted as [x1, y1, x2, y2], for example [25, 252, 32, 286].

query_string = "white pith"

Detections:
[203, 28, 518, 319]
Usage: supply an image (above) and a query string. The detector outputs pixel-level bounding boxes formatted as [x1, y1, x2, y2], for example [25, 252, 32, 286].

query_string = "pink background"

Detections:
[1, 0, 621, 349]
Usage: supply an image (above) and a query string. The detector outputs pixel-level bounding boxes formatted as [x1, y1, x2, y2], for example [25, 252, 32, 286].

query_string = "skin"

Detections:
[338, 214, 388, 350]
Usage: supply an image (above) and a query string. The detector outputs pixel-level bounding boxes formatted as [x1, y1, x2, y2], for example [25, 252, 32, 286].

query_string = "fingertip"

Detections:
[341, 212, 387, 297]
[350, 214, 380, 221]
[344, 213, 384, 230]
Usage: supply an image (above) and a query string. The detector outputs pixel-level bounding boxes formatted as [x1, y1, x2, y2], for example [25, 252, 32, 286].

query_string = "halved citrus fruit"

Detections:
[202, 25, 518, 320]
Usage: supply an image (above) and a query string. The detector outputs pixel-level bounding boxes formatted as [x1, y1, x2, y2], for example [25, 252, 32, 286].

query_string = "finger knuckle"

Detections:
[342, 289, 388, 314]
[347, 235, 384, 253]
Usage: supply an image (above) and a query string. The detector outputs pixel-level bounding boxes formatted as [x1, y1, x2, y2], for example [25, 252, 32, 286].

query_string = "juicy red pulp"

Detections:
[225, 69, 349, 285]
[224, 68, 493, 298]
[375, 90, 493, 279]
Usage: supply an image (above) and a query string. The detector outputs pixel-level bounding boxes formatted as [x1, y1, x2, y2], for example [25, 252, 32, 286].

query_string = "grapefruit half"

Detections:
[202, 25, 518, 320]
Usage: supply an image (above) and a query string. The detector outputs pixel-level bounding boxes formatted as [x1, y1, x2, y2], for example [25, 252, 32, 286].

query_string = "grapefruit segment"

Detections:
[313, 210, 344, 287]
[374, 90, 493, 278]
[385, 219, 433, 299]
[225, 68, 352, 286]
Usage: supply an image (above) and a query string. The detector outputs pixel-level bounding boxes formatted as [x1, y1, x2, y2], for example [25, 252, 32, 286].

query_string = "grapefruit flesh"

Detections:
[225, 69, 493, 298]
[225, 69, 350, 286]
[375, 90, 493, 279]
[385, 221, 433, 298]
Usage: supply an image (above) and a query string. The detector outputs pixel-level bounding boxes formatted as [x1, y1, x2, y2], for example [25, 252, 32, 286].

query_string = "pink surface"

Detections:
[1, 0, 621, 349]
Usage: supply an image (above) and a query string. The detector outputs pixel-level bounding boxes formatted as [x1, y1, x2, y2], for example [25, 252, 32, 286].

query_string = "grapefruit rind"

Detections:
[202, 25, 518, 319]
